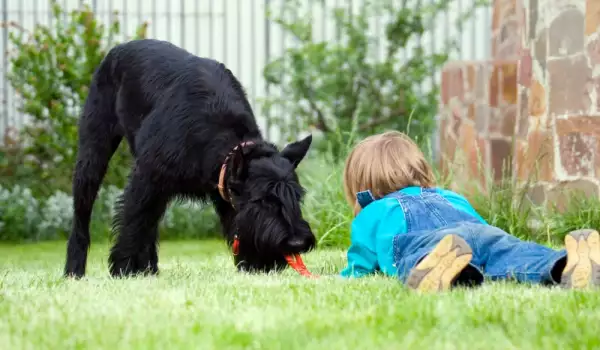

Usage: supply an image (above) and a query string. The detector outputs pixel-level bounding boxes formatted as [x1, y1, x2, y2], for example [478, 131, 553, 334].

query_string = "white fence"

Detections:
[0, 0, 492, 144]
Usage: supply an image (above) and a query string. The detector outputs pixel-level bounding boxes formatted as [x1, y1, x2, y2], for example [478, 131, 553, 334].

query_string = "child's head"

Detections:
[343, 131, 435, 215]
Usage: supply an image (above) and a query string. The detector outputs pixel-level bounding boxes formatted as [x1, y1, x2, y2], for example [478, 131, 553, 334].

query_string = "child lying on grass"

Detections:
[339, 130, 600, 292]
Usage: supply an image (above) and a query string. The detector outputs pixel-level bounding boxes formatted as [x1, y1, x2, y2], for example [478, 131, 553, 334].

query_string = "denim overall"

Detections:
[383, 188, 567, 285]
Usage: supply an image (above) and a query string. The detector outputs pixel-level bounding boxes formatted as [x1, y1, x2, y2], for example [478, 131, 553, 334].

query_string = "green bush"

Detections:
[0, 185, 41, 241]
[2, 0, 148, 196]
[0, 184, 221, 242]
[261, 0, 488, 160]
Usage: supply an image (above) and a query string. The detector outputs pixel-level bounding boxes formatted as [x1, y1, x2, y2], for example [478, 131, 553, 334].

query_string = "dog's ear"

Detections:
[280, 134, 312, 168]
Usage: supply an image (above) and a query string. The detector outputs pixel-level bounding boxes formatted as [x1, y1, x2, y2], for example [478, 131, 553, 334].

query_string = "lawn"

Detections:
[2, 241, 600, 349]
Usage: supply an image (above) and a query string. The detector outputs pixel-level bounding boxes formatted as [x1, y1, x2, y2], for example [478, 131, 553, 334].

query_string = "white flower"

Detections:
[38, 190, 73, 238]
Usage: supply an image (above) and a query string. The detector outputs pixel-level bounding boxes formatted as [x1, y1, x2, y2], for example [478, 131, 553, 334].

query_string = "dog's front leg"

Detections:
[108, 166, 170, 278]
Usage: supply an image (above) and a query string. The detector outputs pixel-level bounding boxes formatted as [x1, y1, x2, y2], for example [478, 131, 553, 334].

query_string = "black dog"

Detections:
[64, 39, 316, 278]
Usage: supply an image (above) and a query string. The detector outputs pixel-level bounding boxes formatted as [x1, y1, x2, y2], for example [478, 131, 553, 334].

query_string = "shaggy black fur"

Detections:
[64, 39, 316, 278]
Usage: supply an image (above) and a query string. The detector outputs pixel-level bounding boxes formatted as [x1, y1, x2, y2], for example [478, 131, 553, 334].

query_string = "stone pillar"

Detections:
[438, 0, 523, 194]
[514, 0, 600, 208]
[438, 0, 600, 207]
[439, 60, 518, 193]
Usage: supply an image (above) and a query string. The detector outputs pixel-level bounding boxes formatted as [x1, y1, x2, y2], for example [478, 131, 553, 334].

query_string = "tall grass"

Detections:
[296, 128, 600, 249]
[545, 194, 600, 242]
[298, 155, 353, 248]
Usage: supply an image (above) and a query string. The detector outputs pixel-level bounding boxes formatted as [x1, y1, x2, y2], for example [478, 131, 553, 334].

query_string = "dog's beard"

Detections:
[235, 205, 286, 254]
[289, 218, 316, 253]
[232, 202, 315, 273]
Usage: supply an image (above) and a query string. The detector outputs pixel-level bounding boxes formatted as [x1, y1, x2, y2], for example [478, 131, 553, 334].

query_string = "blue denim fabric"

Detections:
[389, 188, 567, 284]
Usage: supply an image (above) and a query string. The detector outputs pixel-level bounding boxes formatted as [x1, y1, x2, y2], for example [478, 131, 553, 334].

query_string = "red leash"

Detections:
[284, 254, 319, 279]
[232, 237, 240, 256]
[232, 236, 318, 278]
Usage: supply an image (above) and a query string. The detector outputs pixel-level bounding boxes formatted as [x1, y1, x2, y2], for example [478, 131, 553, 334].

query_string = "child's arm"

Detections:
[340, 199, 405, 278]
[340, 219, 379, 278]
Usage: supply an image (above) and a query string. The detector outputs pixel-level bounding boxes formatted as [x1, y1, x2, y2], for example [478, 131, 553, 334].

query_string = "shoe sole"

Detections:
[406, 234, 473, 292]
[561, 229, 600, 289]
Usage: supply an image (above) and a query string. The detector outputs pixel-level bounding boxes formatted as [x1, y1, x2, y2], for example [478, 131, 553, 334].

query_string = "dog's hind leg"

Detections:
[108, 165, 171, 277]
[64, 80, 123, 278]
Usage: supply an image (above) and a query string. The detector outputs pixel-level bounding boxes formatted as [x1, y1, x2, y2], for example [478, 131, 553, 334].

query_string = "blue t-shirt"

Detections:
[339, 186, 488, 278]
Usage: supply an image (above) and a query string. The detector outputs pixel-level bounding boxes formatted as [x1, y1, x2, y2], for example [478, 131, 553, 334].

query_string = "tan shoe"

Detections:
[406, 234, 473, 292]
[560, 229, 600, 289]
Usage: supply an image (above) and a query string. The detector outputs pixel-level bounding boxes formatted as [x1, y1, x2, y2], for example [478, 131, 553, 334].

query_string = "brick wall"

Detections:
[439, 0, 600, 207]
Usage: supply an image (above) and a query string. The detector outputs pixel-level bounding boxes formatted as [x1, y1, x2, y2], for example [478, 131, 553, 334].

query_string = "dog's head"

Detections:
[223, 135, 316, 273]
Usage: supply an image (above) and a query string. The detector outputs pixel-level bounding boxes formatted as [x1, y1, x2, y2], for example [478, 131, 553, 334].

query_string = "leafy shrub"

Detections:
[161, 202, 221, 240]
[37, 190, 74, 240]
[3, 0, 148, 196]
[0, 185, 41, 241]
[261, 0, 487, 159]
[0, 184, 221, 243]
[0, 127, 35, 190]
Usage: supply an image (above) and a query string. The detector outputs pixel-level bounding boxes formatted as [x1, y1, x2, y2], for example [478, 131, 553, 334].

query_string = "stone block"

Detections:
[527, 0, 540, 42]
[497, 19, 521, 59]
[527, 183, 547, 206]
[514, 130, 555, 182]
[517, 89, 530, 139]
[490, 138, 513, 180]
[502, 105, 518, 136]
[439, 131, 458, 176]
[528, 78, 547, 117]
[491, 0, 520, 59]
[474, 63, 490, 101]
[547, 54, 593, 116]
[451, 107, 463, 137]
[518, 48, 533, 88]
[533, 28, 548, 74]
[490, 104, 518, 136]
[474, 103, 491, 132]
[594, 77, 600, 112]
[558, 132, 596, 177]
[465, 64, 477, 102]
[548, 7, 586, 58]
[587, 36, 600, 68]
[555, 115, 600, 133]
[465, 135, 491, 190]
[490, 61, 519, 107]
[585, 0, 600, 36]
[555, 116, 600, 176]
[458, 121, 477, 153]
[441, 64, 465, 105]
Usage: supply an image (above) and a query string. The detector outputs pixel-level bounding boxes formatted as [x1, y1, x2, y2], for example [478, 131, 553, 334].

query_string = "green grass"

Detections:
[2, 241, 600, 349]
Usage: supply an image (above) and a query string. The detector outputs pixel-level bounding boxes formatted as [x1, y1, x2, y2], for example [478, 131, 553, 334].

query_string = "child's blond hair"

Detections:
[343, 131, 435, 215]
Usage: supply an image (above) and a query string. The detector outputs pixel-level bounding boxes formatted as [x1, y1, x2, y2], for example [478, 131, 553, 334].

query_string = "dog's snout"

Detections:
[287, 238, 305, 249]
[283, 235, 315, 253]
